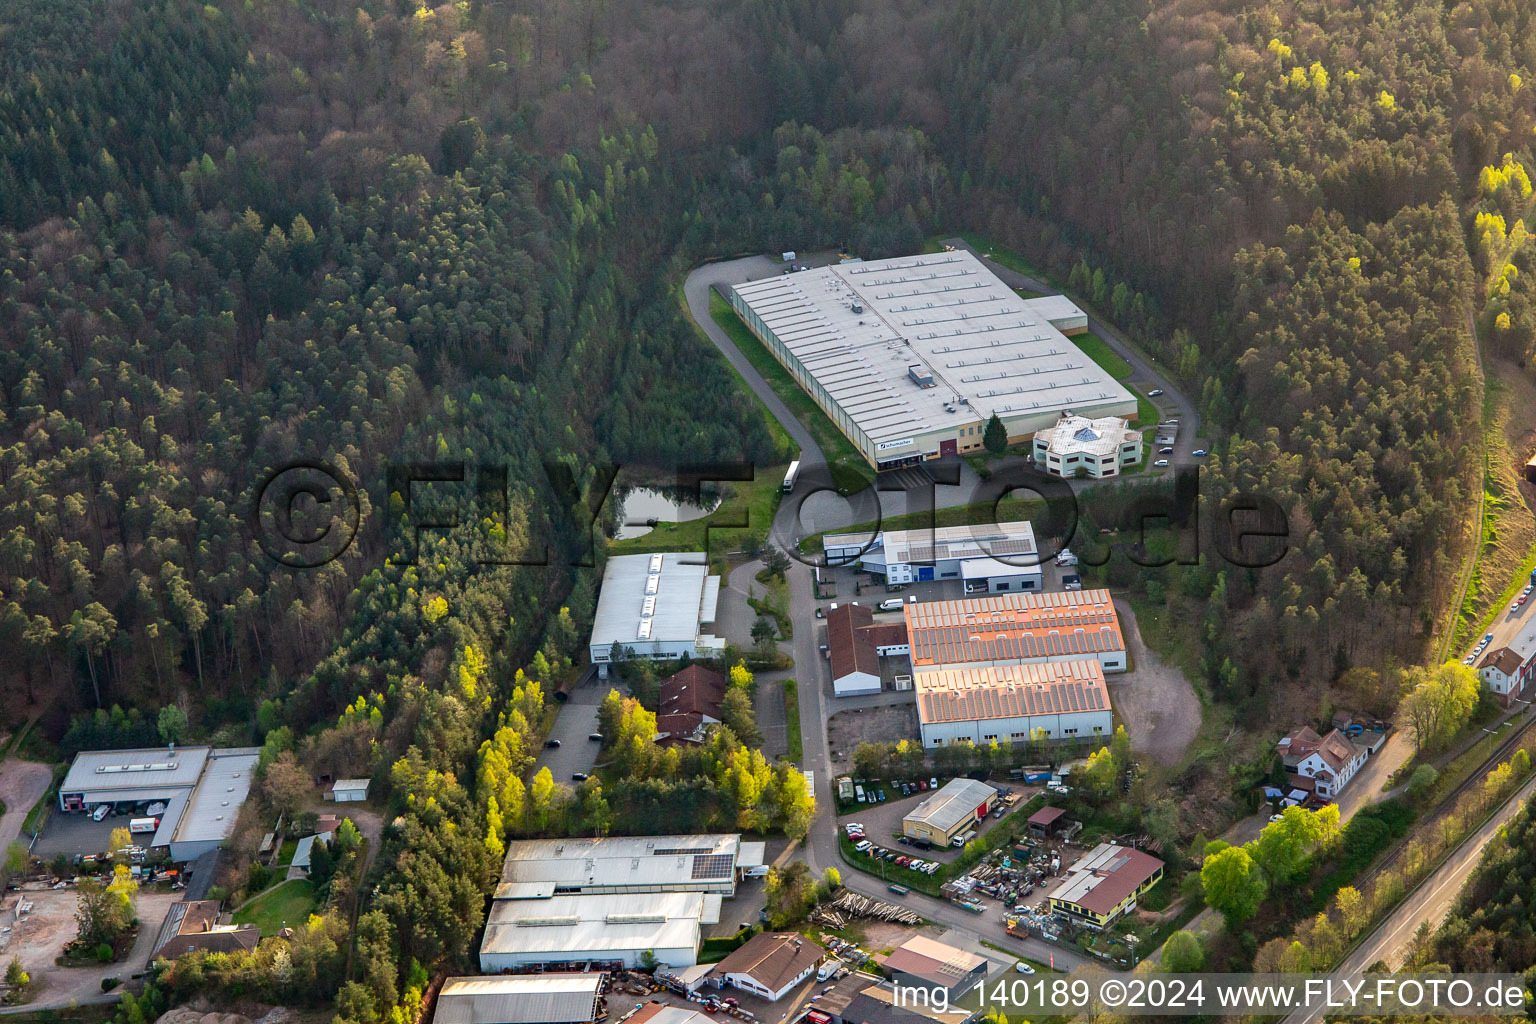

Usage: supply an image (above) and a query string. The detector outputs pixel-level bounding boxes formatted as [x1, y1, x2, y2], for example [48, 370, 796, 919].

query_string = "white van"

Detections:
[878, 598, 904, 612]
[92, 804, 110, 822]
[855, 785, 866, 803]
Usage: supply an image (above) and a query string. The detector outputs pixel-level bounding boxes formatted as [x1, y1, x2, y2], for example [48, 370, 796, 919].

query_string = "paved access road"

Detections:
[683, 248, 1208, 973]
[1280, 771, 1536, 1024]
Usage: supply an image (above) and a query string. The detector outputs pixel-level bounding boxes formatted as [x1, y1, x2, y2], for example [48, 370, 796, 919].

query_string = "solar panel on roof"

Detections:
[691, 854, 734, 880]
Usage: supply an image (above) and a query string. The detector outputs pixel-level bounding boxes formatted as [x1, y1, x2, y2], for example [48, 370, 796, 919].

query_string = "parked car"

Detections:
[1148, 388, 1164, 397]
[930, 777, 939, 789]
[1192, 449, 1208, 457]
[588, 733, 603, 742]
[571, 772, 588, 781]
[897, 835, 910, 845]
[1159, 446, 1174, 454]
[1153, 459, 1170, 467]
[1015, 962, 1036, 975]
[544, 739, 561, 748]
[1269, 813, 1285, 822]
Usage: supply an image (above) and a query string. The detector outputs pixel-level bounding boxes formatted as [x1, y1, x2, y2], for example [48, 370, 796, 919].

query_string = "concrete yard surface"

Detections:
[2, 886, 179, 1009]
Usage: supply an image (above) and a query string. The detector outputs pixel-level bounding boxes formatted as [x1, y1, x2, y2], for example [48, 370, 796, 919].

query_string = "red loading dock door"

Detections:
[940, 439, 958, 456]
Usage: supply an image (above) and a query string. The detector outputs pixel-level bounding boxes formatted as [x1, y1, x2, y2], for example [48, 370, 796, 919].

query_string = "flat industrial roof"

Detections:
[498, 834, 745, 890]
[172, 748, 258, 846]
[959, 556, 1042, 580]
[481, 891, 719, 957]
[61, 746, 211, 794]
[1019, 294, 1087, 325]
[435, 975, 605, 1024]
[904, 590, 1125, 667]
[825, 520, 1038, 568]
[902, 778, 997, 833]
[1052, 843, 1163, 916]
[730, 252, 1134, 447]
[590, 552, 719, 648]
[914, 661, 1110, 724]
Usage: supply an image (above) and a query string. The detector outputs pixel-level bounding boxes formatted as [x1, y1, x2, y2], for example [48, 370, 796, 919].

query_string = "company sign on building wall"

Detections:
[877, 438, 915, 451]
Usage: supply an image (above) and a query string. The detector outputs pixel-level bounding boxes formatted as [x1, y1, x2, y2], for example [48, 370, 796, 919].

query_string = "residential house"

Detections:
[656, 665, 727, 745]
[711, 932, 823, 1001]
[1277, 726, 1367, 799]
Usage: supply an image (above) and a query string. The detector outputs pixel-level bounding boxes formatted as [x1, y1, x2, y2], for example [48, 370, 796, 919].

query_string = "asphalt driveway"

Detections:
[535, 704, 601, 788]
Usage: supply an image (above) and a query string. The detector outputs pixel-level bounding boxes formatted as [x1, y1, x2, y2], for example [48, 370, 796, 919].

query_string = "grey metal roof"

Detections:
[498, 834, 744, 891]
[435, 975, 604, 1024]
[61, 746, 210, 795]
[480, 891, 719, 957]
[172, 748, 258, 846]
[902, 778, 997, 833]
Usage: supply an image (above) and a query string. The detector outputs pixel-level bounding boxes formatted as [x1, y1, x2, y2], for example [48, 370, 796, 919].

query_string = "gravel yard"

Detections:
[1110, 598, 1201, 765]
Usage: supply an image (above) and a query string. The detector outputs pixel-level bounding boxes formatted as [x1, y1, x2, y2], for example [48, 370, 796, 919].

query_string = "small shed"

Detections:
[1028, 805, 1067, 837]
[329, 778, 370, 803]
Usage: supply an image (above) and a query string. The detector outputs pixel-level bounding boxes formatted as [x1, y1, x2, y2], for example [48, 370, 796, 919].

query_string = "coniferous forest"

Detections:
[5, 0, 1536, 1014]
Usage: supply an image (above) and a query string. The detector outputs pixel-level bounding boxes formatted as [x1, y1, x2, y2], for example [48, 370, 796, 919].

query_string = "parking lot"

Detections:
[31, 809, 127, 861]
[535, 702, 602, 787]
[836, 781, 1033, 861]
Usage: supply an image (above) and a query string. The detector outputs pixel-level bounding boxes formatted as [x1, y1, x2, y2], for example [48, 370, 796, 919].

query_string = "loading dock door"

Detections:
[940, 439, 957, 456]
[918, 566, 935, 581]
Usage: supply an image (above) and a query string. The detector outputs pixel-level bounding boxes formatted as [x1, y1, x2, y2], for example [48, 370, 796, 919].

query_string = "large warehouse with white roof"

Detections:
[589, 552, 725, 675]
[494, 834, 763, 898]
[480, 835, 762, 972]
[479, 890, 718, 972]
[728, 251, 1136, 469]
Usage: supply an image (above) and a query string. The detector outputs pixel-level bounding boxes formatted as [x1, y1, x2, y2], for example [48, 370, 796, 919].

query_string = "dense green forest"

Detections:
[6, 0, 1536, 1014]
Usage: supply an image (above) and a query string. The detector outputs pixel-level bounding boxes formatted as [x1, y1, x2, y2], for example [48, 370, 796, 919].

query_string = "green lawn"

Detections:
[1072, 334, 1133, 380]
[232, 879, 316, 935]
[708, 290, 873, 493]
[783, 679, 803, 762]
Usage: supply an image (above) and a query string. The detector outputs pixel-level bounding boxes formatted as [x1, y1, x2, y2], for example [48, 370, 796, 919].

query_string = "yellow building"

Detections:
[1048, 843, 1164, 929]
